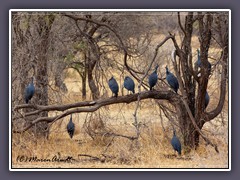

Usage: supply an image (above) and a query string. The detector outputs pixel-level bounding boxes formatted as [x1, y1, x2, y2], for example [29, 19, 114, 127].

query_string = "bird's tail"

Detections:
[133, 89, 135, 94]
[115, 93, 118, 97]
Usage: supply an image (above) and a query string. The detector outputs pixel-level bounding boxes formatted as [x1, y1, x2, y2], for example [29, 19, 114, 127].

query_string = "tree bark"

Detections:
[34, 15, 55, 137]
[172, 12, 227, 149]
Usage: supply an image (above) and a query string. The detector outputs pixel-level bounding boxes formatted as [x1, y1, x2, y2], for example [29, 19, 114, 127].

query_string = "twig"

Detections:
[178, 12, 186, 36]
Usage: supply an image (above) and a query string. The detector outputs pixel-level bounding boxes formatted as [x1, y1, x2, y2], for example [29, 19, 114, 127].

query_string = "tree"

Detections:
[12, 12, 55, 137]
[167, 12, 228, 149]
[12, 11, 228, 153]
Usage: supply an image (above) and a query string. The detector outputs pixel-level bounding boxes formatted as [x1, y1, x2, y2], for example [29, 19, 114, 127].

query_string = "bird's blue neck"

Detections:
[166, 69, 169, 74]
[30, 78, 34, 85]
[197, 50, 200, 61]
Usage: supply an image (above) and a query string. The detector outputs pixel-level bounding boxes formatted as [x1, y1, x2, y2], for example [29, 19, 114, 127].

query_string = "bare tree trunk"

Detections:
[81, 54, 87, 100]
[176, 13, 200, 148]
[12, 13, 30, 105]
[87, 54, 100, 100]
[33, 15, 55, 137]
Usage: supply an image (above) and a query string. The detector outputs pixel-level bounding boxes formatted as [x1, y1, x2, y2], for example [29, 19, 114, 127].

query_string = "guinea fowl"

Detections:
[108, 76, 119, 97]
[24, 77, 35, 104]
[165, 66, 179, 93]
[124, 76, 135, 94]
[148, 64, 159, 90]
[67, 114, 75, 139]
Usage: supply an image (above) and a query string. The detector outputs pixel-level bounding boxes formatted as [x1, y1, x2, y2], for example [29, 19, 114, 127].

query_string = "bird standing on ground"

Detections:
[171, 130, 182, 155]
[165, 66, 179, 93]
[108, 76, 119, 97]
[24, 77, 35, 104]
[205, 91, 210, 109]
[148, 64, 159, 90]
[124, 76, 135, 94]
[67, 114, 75, 139]
[196, 49, 211, 74]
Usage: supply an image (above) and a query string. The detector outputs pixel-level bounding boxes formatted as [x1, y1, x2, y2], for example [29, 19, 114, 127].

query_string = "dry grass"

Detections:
[12, 103, 228, 169]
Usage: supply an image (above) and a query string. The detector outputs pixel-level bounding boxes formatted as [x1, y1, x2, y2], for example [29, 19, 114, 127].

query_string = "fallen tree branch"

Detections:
[78, 154, 105, 162]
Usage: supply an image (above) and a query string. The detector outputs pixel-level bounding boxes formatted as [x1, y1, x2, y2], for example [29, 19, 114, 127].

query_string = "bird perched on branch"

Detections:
[165, 66, 179, 93]
[67, 114, 75, 139]
[196, 49, 211, 74]
[148, 64, 159, 90]
[108, 76, 119, 97]
[171, 130, 182, 155]
[124, 76, 135, 94]
[24, 77, 35, 104]
[205, 91, 210, 109]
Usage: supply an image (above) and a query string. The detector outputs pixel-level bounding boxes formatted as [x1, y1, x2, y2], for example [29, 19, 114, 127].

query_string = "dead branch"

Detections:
[177, 12, 186, 36]
[13, 90, 178, 133]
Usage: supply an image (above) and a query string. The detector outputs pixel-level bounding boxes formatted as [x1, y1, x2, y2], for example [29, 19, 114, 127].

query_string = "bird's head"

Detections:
[30, 77, 35, 84]
[165, 66, 169, 73]
[171, 49, 177, 62]
[173, 129, 176, 136]
[196, 49, 200, 55]
[124, 76, 129, 80]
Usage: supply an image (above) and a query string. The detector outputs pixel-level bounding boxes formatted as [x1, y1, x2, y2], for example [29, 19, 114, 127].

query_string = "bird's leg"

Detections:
[170, 87, 175, 93]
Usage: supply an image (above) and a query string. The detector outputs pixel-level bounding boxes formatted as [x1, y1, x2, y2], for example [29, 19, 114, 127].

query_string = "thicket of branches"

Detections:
[12, 11, 228, 154]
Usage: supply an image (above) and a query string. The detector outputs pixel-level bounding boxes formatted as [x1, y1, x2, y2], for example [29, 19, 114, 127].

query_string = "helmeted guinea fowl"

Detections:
[171, 130, 182, 155]
[124, 76, 135, 94]
[165, 66, 179, 93]
[205, 91, 210, 109]
[24, 77, 35, 104]
[67, 114, 75, 139]
[108, 76, 119, 97]
[148, 64, 159, 90]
